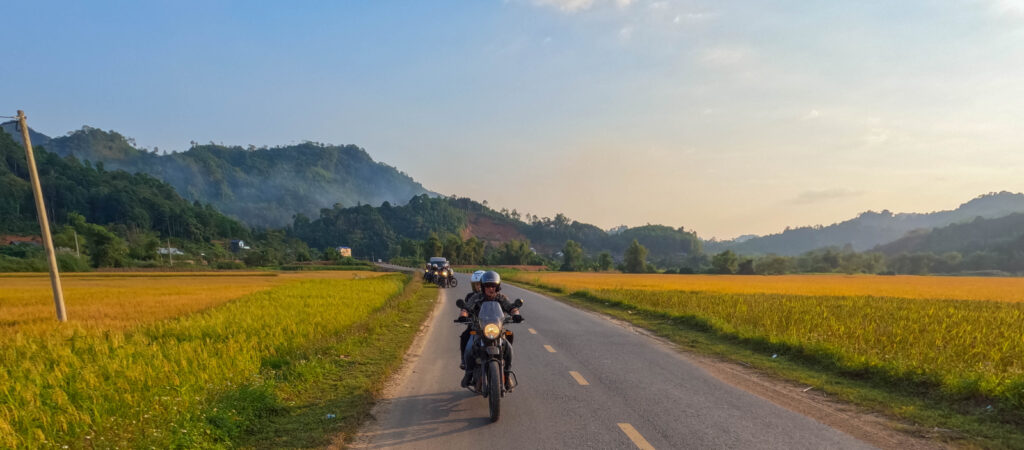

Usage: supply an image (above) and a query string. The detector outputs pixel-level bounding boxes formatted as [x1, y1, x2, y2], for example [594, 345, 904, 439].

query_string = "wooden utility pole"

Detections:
[17, 110, 67, 322]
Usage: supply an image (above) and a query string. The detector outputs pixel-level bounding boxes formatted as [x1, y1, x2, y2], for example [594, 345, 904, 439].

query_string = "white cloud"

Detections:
[988, 0, 1024, 18]
[674, 11, 715, 24]
[863, 128, 891, 146]
[615, 0, 635, 8]
[619, 26, 634, 40]
[532, 0, 596, 13]
[699, 46, 750, 66]
[802, 109, 821, 120]
[792, 188, 863, 205]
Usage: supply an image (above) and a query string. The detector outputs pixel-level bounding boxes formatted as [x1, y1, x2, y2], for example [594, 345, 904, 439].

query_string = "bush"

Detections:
[211, 260, 243, 270]
[389, 257, 422, 268]
[57, 253, 92, 272]
[0, 255, 47, 272]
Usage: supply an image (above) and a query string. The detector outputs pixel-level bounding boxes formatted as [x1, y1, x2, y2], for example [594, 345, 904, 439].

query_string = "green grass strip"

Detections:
[234, 276, 438, 448]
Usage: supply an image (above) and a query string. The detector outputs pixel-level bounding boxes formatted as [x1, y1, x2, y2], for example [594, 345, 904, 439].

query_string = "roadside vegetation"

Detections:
[0, 271, 436, 448]
[505, 271, 1024, 448]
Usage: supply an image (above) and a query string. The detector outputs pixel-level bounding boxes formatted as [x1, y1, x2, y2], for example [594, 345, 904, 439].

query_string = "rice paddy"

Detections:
[507, 272, 1024, 302]
[0, 271, 405, 448]
[506, 272, 1024, 410]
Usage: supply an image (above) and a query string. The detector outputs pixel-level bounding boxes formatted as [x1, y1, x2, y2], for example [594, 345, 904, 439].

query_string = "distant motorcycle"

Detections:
[455, 297, 523, 422]
[435, 268, 458, 288]
[424, 265, 438, 283]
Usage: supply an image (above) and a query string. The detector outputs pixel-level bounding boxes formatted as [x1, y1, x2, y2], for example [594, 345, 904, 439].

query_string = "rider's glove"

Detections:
[512, 314, 523, 323]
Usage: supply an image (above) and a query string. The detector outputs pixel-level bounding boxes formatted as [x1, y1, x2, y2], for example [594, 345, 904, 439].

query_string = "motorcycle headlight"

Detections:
[483, 323, 501, 340]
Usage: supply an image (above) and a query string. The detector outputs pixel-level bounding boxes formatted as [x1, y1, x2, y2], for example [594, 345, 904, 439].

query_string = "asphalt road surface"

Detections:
[354, 269, 874, 449]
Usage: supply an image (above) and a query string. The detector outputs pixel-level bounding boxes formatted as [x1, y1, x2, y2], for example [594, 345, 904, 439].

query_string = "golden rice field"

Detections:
[0, 270, 385, 334]
[507, 272, 1024, 409]
[0, 271, 403, 448]
[510, 272, 1024, 302]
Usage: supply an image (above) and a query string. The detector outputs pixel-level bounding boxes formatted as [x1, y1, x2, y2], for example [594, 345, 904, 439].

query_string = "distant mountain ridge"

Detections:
[0, 121, 50, 148]
[705, 192, 1024, 256]
[2, 123, 434, 227]
[875, 212, 1024, 257]
[871, 212, 1024, 274]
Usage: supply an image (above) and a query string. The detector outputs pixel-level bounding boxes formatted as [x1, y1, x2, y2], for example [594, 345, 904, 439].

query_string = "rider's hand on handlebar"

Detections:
[512, 314, 523, 323]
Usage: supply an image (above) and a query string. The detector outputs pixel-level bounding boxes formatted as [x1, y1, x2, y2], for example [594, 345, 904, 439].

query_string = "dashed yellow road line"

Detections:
[569, 371, 589, 385]
[618, 423, 655, 450]
[528, 328, 537, 334]
[544, 344, 556, 353]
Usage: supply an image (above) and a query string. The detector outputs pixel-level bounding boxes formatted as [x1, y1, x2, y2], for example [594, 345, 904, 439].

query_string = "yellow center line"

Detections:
[617, 423, 655, 450]
[569, 371, 589, 385]
[544, 344, 556, 353]
[528, 328, 537, 334]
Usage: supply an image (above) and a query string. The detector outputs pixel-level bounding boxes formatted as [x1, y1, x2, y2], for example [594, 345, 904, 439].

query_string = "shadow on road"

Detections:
[356, 390, 493, 448]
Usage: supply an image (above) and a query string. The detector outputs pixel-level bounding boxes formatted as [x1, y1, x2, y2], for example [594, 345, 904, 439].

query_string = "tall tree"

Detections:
[561, 239, 584, 271]
[712, 250, 739, 274]
[597, 251, 614, 271]
[623, 239, 648, 273]
[422, 233, 442, 259]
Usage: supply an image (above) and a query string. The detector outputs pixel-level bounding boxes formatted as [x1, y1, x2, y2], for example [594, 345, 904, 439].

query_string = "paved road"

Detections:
[355, 270, 874, 449]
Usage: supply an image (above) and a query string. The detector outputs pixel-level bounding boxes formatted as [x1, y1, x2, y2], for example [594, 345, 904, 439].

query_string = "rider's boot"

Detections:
[461, 370, 472, 388]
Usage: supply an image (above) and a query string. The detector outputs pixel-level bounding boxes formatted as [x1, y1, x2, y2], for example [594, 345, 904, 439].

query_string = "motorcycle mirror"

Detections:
[513, 298, 524, 308]
[456, 299, 466, 309]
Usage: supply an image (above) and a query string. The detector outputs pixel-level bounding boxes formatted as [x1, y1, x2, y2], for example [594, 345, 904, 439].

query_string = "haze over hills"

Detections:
[704, 192, 1024, 256]
[1, 122, 434, 228]
[7, 122, 1024, 266]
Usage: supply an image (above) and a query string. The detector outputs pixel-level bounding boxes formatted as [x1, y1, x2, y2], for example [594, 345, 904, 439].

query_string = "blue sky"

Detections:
[5, 0, 1024, 238]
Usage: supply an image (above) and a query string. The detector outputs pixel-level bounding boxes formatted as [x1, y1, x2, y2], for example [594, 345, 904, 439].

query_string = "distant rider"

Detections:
[459, 271, 522, 388]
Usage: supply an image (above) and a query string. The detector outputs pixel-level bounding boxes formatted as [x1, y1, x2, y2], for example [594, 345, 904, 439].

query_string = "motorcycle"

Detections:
[455, 297, 523, 422]
[435, 268, 458, 288]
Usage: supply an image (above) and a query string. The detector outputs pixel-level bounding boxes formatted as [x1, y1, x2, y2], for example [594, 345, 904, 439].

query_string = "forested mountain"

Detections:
[292, 195, 703, 265]
[870, 213, 1024, 273]
[705, 192, 1024, 256]
[8, 124, 434, 227]
[0, 121, 50, 148]
[1, 127, 252, 269]
[1, 128, 246, 240]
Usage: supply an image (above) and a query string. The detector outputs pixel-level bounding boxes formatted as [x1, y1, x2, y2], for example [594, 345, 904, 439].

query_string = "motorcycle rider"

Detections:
[457, 271, 487, 368]
[459, 271, 522, 388]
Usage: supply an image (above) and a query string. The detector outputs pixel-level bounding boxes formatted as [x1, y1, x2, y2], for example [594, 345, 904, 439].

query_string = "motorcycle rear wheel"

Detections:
[487, 360, 501, 422]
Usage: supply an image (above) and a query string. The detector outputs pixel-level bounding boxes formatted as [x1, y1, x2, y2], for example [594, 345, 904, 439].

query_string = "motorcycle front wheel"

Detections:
[487, 360, 501, 422]
[450, 278, 458, 288]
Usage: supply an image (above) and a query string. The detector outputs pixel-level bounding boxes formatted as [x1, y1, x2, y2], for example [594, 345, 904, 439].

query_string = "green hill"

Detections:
[293, 195, 702, 266]
[872, 213, 1024, 274]
[21, 124, 434, 227]
[1, 127, 249, 268]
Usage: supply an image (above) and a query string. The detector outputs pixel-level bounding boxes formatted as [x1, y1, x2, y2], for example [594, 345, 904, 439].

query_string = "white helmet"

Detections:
[470, 270, 486, 293]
